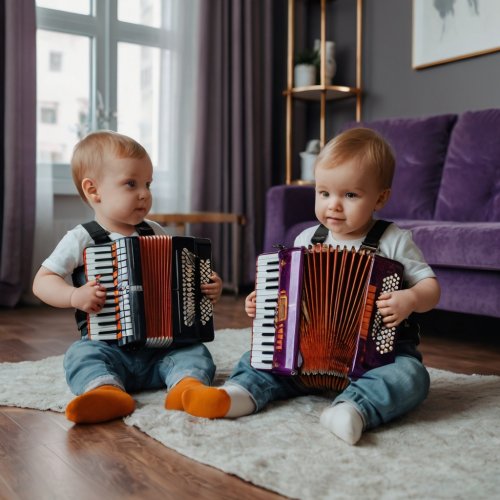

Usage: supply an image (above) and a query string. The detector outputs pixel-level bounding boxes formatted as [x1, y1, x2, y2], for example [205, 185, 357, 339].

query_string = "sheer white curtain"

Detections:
[151, 0, 201, 214]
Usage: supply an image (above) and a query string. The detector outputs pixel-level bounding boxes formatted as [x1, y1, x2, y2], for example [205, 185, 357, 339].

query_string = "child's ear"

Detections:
[81, 178, 100, 203]
[375, 188, 391, 211]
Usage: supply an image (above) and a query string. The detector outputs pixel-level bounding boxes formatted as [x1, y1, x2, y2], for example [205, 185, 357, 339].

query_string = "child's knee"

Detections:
[397, 355, 430, 399]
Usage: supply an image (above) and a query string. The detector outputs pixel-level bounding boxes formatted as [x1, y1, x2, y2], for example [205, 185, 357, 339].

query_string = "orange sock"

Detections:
[181, 386, 231, 419]
[65, 385, 135, 424]
[164, 377, 205, 410]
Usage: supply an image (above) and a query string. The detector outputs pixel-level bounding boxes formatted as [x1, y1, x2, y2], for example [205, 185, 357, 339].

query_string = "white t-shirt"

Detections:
[294, 223, 435, 288]
[42, 219, 166, 279]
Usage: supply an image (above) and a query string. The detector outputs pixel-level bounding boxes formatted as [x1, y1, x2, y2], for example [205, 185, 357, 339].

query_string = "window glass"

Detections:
[118, 0, 163, 28]
[37, 30, 91, 164]
[40, 103, 58, 124]
[117, 42, 169, 166]
[36, 0, 91, 15]
[49, 51, 63, 71]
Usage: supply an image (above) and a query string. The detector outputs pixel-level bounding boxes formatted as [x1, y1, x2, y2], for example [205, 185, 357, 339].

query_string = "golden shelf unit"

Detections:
[285, 0, 363, 184]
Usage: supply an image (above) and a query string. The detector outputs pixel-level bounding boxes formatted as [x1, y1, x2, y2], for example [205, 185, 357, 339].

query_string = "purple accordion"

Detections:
[250, 244, 404, 391]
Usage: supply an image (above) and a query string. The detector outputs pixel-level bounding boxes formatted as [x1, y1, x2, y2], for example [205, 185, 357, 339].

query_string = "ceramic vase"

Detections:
[314, 39, 336, 84]
[294, 64, 316, 87]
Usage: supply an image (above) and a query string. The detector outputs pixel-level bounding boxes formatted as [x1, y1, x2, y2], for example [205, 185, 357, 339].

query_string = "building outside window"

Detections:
[40, 102, 58, 124]
[49, 51, 62, 71]
[36, 0, 171, 168]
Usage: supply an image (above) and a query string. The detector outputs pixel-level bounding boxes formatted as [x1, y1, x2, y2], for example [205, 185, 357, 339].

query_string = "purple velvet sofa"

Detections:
[263, 108, 500, 319]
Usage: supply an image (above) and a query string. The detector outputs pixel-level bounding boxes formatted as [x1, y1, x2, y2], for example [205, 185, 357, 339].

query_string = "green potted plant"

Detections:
[294, 49, 319, 87]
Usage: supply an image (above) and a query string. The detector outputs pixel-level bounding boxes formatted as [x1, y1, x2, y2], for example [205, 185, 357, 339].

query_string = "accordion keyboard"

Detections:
[84, 244, 132, 341]
[250, 252, 280, 369]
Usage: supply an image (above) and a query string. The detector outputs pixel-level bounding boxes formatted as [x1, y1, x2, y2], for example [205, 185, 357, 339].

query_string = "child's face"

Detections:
[314, 159, 389, 240]
[89, 155, 153, 234]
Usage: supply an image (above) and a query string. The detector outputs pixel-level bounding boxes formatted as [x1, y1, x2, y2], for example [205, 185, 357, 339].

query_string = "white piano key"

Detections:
[250, 356, 274, 365]
[251, 340, 276, 350]
[89, 323, 120, 334]
[257, 253, 279, 263]
[85, 258, 114, 267]
[88, 317, 117, 327]
[255, 302, 277, 310]
[86, 248, 113, 257]
[256, 268, 279, 276]
[92, 306, 117, 316]
[250, 362, 272, 370]
[255, 311, 275, 318]
[254, 290, 279, 299]
[252, 317, 275, 326]
[90, 333, 120, 341]
[252, 326, 276, 335]
[255, 282, 280, 291]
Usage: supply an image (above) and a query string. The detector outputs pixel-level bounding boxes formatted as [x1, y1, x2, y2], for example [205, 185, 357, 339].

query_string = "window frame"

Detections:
[36, 0, 170, 142]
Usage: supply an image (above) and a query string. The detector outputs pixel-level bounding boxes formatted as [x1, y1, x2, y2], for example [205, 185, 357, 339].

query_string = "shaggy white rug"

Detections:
[1, 328, 499, 500]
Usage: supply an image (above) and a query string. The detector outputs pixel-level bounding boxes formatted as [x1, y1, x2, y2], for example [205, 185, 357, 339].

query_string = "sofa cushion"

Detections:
[286, 219, 500, 272]
[393, 220, 500, 271]
[434, 108, 500, 222]
[343, 114, 457, 220]
[431, 267, 500, 318]
[263, 185, 316, 252]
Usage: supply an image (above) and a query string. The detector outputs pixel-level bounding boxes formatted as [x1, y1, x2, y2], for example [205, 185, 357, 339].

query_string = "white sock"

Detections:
[224, 384, 256, 418]
[320, 403, 363, 445]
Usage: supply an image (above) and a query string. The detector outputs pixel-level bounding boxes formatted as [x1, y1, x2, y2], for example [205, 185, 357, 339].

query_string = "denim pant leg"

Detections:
[227, 351, 312, 411]
[335, 354, 430, 430]
[155, 343, 216, 390]
[64, 340, 128, 395]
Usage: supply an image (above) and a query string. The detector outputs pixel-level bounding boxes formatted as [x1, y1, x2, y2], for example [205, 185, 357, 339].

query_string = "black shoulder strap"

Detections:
[81, 220, 155, 242]
[135, 220, 155, 236]
[309, 220, 392, 250]
[360, 220, 392, 251]
[81, 221, 111, 244]
[311, 224, 330, 244]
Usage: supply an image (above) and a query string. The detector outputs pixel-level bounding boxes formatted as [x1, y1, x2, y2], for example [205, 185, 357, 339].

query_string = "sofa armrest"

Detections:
[263, 185, 315, 252]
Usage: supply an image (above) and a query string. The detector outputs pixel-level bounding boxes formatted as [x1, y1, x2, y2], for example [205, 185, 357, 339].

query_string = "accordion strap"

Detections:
[310, 220, 392, 250]
[81, 221, 111, 244]
[311, 224, 330, 244]
[135, 220, 155, 236]
[360, 220, 392, 251]
[81, 220, 155, 242]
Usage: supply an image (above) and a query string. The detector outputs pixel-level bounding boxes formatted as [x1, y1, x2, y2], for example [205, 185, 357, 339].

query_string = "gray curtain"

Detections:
[0, 0, 36, 306]
[191, 0, 275, 288]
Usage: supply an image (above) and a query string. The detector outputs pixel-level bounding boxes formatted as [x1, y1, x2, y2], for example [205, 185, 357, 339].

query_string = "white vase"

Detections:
[294, 64, 316, 87]
[314, 39, 336, 85]
[300, 152, 318, 181]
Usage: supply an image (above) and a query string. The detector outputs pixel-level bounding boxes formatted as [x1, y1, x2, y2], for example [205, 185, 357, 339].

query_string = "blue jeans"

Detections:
[63, 340, 216, 395]
[227, 351, 430, 430]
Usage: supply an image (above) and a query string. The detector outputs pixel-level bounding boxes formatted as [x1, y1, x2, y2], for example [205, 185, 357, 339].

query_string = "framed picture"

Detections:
[412, 0, 500, 69]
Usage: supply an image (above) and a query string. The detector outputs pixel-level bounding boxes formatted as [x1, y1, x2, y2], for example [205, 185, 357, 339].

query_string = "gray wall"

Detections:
[275, 0, 500, 182]
[362, 0, 500, 121]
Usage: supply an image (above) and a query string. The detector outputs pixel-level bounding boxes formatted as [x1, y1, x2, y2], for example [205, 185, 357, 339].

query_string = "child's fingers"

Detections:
[209, 272, 221, 283]
[377, 292, 392, 301]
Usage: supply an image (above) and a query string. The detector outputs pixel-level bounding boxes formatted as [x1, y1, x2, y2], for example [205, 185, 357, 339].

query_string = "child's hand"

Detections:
[70, 280, 107, 313]
[376, 289, 415, 328]
[201, 272, 222, 304]
[245, 290, 257, 318]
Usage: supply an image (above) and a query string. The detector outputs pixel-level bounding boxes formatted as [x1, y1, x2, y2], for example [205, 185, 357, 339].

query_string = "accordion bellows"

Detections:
[251, 245, 404, 391]
[83, 235, 214, 349]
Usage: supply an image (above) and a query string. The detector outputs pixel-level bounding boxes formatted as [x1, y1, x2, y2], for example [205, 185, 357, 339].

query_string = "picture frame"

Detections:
[412, 0, 500, 69]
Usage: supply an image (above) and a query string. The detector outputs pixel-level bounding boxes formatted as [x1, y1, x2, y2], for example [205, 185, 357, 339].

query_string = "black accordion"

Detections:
[78, 235, 214, 349]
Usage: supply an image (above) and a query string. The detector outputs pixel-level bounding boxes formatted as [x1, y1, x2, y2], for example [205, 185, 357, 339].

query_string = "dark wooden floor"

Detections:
[1, 296, 500, 500]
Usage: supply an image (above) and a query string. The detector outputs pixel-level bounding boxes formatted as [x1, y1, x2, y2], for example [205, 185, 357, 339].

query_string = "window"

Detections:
[40, 102, 58, 124]
[49, 51, 62, 71]
[36, 0, 171, 167]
